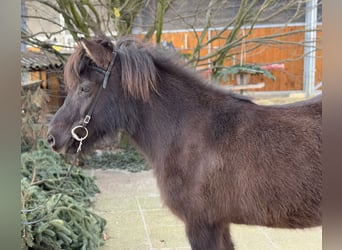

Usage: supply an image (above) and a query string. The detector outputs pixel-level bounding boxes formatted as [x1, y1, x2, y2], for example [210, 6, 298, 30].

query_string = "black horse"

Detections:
[47, 36, 322, 250]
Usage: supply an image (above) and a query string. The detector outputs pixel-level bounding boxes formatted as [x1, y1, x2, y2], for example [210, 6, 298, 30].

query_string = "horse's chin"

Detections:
[49, 140, 75, 155]
[50, 132, 118, 155]
[50, 137, 86, 155]
[66, 140, 96, 155]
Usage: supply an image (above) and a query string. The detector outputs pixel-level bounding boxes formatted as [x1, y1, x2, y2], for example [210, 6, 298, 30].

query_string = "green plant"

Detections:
[21, 144, 106, 250]
[216, 64, 275, 82]
[84, 145, 149, 173]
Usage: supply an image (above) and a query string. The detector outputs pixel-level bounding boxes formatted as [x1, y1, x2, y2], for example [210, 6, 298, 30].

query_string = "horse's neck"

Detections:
[128, 99, 182, 164]
[127, 69, 238, 164]
[126, 72, 198, 161]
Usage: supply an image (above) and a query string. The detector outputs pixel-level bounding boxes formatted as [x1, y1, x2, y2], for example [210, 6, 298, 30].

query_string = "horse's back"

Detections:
[273, 94, 322, 112]
[262, 94, 322, 125]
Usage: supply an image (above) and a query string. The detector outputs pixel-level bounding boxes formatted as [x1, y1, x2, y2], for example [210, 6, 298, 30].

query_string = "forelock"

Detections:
[63, 46, 88, 91]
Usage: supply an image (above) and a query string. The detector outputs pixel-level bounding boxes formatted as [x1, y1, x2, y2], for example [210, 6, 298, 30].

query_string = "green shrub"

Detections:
[84, 145, 149, 173]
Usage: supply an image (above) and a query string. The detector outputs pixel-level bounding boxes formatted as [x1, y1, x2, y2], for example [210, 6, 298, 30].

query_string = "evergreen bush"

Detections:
[84, 145, 149, 173]
[21, 145, 106, 250]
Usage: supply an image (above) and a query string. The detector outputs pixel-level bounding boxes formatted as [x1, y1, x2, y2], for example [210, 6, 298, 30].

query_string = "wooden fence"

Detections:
[147, 24, 322, 92]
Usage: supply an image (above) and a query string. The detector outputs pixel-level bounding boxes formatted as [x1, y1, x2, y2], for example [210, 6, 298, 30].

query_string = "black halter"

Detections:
[71, 51, 117, 152]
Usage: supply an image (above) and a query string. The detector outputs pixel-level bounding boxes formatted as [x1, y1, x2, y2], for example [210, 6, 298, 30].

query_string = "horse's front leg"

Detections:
[185, 220, 227, 250]
[222, 225, 234, 250]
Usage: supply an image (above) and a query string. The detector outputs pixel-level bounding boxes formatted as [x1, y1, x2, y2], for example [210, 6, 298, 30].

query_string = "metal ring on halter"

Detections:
[71, 125, 89, 142]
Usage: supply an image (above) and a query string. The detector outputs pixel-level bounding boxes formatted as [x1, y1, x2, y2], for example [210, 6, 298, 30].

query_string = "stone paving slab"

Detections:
[86, 169, 322, 250]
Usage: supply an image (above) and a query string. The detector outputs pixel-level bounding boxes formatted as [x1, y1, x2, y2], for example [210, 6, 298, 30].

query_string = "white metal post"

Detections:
[303, 0, 318, 97]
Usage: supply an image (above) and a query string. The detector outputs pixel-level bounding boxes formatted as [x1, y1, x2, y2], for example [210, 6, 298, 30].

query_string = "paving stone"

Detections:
[87, 168, 321, 250]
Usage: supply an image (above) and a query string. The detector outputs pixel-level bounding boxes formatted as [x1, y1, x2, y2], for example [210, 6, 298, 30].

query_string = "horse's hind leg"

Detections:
[222, 225, 234, 250]
[185, 220, 226, 250]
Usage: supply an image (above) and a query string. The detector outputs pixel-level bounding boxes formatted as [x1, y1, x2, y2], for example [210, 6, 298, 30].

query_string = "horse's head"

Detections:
[47, 37, 157, 154]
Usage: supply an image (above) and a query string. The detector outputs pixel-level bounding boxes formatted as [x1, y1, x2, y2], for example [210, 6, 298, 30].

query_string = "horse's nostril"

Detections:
[47, 134, 55, 146]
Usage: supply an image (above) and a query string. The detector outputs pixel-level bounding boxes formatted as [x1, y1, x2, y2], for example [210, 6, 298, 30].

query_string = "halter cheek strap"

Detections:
[71, 51, 117, 152]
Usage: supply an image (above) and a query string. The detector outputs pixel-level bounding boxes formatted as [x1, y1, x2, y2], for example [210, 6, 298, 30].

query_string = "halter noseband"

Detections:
[71, 51, 117, 152]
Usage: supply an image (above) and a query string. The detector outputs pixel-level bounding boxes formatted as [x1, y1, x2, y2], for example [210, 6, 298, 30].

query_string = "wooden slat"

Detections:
[153, 25, 322, 92]
[223, 82, 265, 91]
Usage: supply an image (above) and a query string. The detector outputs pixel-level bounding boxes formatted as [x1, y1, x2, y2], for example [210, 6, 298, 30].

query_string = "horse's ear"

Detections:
[79, 39, 112, 68]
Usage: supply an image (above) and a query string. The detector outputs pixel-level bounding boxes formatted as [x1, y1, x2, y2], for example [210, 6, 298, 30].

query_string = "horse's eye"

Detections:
[80, 86, 90, 92]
